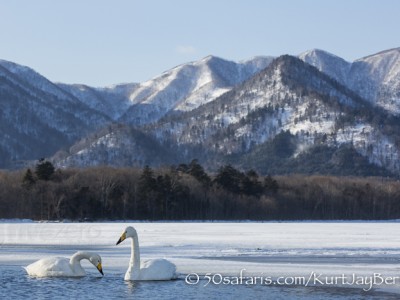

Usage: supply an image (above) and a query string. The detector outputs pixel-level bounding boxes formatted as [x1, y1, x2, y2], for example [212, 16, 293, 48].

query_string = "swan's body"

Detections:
[25, 251, 103, 277]
[116, 226, 177, 281]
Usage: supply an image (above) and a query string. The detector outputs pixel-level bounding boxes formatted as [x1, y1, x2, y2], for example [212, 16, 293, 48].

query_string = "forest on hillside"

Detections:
[1, 159, 400, 221]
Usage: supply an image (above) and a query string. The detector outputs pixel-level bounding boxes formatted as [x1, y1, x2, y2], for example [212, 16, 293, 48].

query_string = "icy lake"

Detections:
[1, 222, 400, 299]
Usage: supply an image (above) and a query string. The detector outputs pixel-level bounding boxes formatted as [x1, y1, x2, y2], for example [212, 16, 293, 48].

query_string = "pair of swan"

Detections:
[25, 226, 177, 281]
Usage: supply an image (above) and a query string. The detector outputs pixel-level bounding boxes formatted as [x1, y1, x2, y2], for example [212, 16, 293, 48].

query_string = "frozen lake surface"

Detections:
[1, 222, 400, 299]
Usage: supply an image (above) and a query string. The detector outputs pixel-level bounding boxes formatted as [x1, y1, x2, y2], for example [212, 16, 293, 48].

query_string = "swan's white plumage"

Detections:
[125, 258, 177, 281]
[117, 226, 178, 281]
[25, 251, 103, 277]
[25, 257, 84, 277]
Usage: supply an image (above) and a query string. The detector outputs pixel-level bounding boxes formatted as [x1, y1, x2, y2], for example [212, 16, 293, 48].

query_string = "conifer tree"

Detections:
[35, 159, 55, 181]
[22, 168, 36, 188]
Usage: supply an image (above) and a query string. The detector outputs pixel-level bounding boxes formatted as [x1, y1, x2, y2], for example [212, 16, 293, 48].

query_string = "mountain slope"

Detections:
[300, 48, 400, 114]
[146, 55, 400, 174]
[54, 124, 177, 168]
[0, 55, 273, 168]
[118, 55, 274, 125]
[0, 60, 112, 168]
[3, 48, 400, 176]
[57, 83, 138, 119]
[55, 54, 400, 175]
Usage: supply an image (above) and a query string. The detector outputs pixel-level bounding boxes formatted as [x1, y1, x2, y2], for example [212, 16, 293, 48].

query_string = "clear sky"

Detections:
[0, 0, 399, 86]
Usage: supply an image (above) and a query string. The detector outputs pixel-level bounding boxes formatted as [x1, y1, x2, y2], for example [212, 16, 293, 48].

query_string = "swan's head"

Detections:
[116, 226, 137, 245]
[89, 254, 103, 276]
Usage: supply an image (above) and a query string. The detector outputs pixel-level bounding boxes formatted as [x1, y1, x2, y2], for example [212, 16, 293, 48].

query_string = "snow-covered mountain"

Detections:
[144, 55, 400, 174]
[118, 55, 274, 125]
[55, 56, 273, 125]
[55, 124, 176, 168]
[57, 53, 400, 176]
[0, 59, 83, 104]
[3, 48, 400, 176]
[57, 82, 138, 119]
[0, 55, 272, 168]
[0, 60, 111, 168]
[300, 47, 400, 114]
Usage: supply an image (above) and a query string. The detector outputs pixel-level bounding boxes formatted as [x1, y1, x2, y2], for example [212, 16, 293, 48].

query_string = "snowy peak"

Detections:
[0, 59, 81, 105]
[299, 48, 348, 62]
[358, 47, 400, 61]
[299, 49, 351, 84]
[300, 47, 400, 114]
[205, 55, 274, 86]
[148, 54, 362, 152]
[0, 59, 34, 75]
[0, 59, 113, 168]
[118, 55, 274, 125]
[349, 48, 400, 113]
[198, 54, 222, 63]
[273, 55, 347, 89]
[143, 53, 399, 174]
[3, 47, 400, 176]
[355, 47, 400, 83]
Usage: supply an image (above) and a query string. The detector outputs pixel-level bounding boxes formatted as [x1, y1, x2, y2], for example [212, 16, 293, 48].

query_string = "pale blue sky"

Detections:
[0, 0, 399, 86]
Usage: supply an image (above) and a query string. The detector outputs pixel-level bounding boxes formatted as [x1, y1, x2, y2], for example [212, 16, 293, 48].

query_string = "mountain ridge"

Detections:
[1, 48, 400, 176]
[56, 54, 400, 176]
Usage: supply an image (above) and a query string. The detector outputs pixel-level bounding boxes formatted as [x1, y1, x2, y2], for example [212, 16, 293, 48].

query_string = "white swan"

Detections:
[25, 251, 103, 277]
[116, 226, 177, 281]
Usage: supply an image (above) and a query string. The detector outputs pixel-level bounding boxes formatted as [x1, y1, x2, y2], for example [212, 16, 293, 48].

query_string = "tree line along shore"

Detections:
[1, 159, 399, 221]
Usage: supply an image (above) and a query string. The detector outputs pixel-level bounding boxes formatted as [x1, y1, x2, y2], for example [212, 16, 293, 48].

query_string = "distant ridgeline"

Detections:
[2, 48, 400, 177]
[1, 159, 399, 221]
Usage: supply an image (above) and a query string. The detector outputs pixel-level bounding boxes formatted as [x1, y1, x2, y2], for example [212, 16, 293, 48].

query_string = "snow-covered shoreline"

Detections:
[2, 222, 400, 294]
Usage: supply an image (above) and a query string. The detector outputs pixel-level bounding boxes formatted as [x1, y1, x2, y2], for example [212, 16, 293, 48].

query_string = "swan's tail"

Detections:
[23, 266, 30, 275]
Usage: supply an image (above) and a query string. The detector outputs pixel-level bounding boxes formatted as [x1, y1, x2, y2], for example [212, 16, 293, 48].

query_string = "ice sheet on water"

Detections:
[1, 222, 400, 294]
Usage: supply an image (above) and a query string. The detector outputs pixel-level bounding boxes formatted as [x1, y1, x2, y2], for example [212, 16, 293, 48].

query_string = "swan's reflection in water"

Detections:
[125, 279, 138, 292]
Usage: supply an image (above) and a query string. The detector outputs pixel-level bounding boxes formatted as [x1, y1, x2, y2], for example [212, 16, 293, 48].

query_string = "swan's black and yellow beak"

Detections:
[97, 262, 104, 276]
[116, 232, 126, 245]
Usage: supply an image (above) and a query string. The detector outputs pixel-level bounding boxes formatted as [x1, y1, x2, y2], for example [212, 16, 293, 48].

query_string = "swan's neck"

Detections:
[70, 252, 90, 274]
[128, 233, 141, 279]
